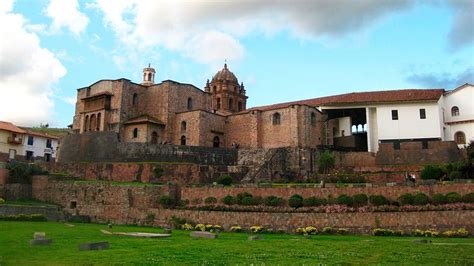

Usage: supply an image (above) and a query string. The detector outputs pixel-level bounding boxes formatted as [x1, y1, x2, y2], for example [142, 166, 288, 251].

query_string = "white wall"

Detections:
[442, 84, 474, 147]
[22, 135, 59, 160]
[376, 102, 441, 140]
[337, 116, 352, 137]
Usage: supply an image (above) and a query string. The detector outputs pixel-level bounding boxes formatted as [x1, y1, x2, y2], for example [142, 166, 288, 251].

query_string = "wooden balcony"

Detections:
[7, 136, 22, 145]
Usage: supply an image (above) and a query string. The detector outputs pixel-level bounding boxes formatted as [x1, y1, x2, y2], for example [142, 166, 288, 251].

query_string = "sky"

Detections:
[0, 0, 473, 127]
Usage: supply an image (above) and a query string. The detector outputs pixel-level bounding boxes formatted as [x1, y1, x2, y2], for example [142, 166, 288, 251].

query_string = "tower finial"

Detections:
[224, 59, 227, 69]
[148, 63, 150, 68]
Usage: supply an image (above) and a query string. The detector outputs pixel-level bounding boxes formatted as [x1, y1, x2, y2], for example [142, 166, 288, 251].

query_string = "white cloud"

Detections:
[0, 1, 66, 126]
[447, 0, 474, 50]
[90, 0, 413, 67]
[45, 0, 89, 35]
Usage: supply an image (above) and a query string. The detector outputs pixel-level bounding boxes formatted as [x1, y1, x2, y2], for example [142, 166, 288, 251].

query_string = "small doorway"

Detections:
[151, 131, 158, 144]
[213, 136, 220, 148]
[44, 153, 52, 162]
[180, 136, 186, 146]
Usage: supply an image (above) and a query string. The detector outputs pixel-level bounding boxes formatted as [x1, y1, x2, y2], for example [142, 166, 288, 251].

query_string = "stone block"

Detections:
[248, 235, 263, 241]
[190, 231, 218, 239]
[33, 232, 46, 239]
[30, 238, 53, 245]
[78, 241, 110, 251]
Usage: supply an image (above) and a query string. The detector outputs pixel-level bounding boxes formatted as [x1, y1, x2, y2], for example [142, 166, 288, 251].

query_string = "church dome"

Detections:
[212, 63, 238, 83]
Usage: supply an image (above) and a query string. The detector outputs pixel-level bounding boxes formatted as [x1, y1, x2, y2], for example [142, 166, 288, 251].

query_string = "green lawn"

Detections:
[0, 222, 473, 265]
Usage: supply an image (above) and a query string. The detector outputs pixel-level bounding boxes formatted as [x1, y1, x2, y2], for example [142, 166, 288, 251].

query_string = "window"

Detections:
[26, 151, 34, 161]
[272, 112, 281, 125]
[228, 98, 233, 110]
[180, 135, 186, 146]
[391, 110, 398, 120]
[132, 93, 138, 106]
[151, 131, 158, 144]
[90, 114, 96, 131]
[97, 113, 101, 131]
[419, 109, 426, 119]
[84, 115, 89, 132]
[216, 97, 221, 109]
[238, 102, 243, 112]
[311, 112, 317, 126]
[46, 139, 52, 148]
[455, 131, 466, 145]
[181, 121, 187, 132]
[451, 106, 459, 116]
[213, 136, 220, 148]
[133, 128, 138, 138]
[27, 136, 34, 145]
[187, 98, 193, 110]
[44, 153, 51, 162]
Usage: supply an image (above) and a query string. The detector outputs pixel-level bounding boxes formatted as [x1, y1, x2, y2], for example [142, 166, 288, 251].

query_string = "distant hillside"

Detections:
[22, 127, 70, 138]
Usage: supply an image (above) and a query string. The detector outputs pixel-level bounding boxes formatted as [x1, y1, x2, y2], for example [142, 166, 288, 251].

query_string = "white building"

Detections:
[23, 130, 59, 162]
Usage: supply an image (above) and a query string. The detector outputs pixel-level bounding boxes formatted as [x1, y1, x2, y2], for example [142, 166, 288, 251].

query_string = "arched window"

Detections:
[238, 101, 243, 112]
[363, 124, 367, 132]
[217, 97, 221, 109]
[213, 136, 220, 147]
[151, 131, 158, 144]
[90, 114, 96, 131]
[180, 135, 186, 146]
[133, 128, 138, 138]
[147, 73, 152, 81]
[311, 112, 316, 126]
[351, 125, 357, 133]
[451, 106, 460, 117]
[187, 98, 193, 110]
[181, 121, 187, 132]
[357, 124, 363, 133]
[228, 98, 233, 110]
[455, 131, 466, 145]
[132, 93, 138, 106]
[96, 113, 101, 131]
[84, 115, 89, 132]
[272, 112, 281, 125]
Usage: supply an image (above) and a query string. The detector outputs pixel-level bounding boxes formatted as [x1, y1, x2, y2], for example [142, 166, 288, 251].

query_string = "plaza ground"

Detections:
[0, 221, 473, 265]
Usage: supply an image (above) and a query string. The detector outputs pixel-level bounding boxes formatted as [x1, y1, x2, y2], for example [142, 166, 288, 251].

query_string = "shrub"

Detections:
[413, 193, 430, 205]
[304, 226, 318, 235]
[0, 214, 47, 221]
[336, 194, 353, 206]
[373, 228, 394, 236]
[6, 161, 48, 184]
[249, 225, 264, 233]
[153, 167, 163, 179]
[411, 229, 424, 237]
[420, 165, 444, 180]
[302, 196, 326, 207]
[318, 151, 335, 174]
[288, 194, 303, 208]
[369, 195, 389, 206]
[236, 192, 253, 205]
[446, 192, 462, 203]
[181, 223, 194, 230]
[195, 224, 206, 232]
[431, 194, 448, 205]
[442, 228, 469, 238]
[230, 225, 242, 232]
[398, 193, 414, 205]
[0, 198, 4, 204]
[204, 197, 217, 205]
[321, 227, 336, 235]
[217, 175, 233, 186]
[352, 194, 368, 206]
[393, 230, 404, 236]
[264, 196, 284, 206]
[448, 171, 462, 180]
[337, 228, 349, 235]
[424, 230, 439, 237]
[240, 196, 262, 206]
[462, 193, 474, 203]
[222, 195, 235, 205]
[159, 195, 176, 208]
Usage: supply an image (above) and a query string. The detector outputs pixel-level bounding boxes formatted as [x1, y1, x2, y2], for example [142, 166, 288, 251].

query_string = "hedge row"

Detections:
[0, 214, 47, 221]
[373, 228, 469, 238]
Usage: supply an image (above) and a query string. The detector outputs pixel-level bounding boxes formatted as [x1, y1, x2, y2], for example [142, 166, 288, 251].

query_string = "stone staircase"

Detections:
[238, 148, 282, 183]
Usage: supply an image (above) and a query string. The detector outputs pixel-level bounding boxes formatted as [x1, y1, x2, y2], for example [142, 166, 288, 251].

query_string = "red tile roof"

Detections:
[0, 121, 27, 134]
[245, 89, 445, 112]
[24, 130, 59, 140]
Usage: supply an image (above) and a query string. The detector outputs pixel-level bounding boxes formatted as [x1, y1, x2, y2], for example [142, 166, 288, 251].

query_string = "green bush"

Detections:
[0, 198, 5, 204]
[413, 193, 430, 205]
[236, 192, 253, 205]
[264, 196, 284, 206]
[336, 194, 353, 206]
[204, 197, 217, 204]
[352, 194, 368, 206]
[446, 192, 462, 203]
[217, 175, 233, 186]
[462, 193, 474, 203]
[6, 161, 48, 184]
[318, 151, 335, 174]
[420, 165, 444, 180]
[373, 228, 394, 236]
[369, 195, 389, 206]
[448, 171, 462, 180]
[431, 194, 448, 205]
[159, 195, 176, 208]
[302, 196, 326, 207]
[288, 194, 303, 208]
[398, 193, 414, 205]
[321, 227, 336, 235]
[153, 167, 164, 179]
[222, 195, 235, 205]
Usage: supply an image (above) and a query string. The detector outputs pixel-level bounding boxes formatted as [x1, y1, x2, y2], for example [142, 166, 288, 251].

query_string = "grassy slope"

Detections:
[0, 222, 473, 265]
[22, 127, 69, 138]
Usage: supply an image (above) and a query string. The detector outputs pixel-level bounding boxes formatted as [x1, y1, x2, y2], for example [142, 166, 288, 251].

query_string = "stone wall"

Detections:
[1, 184, 31, 200]
[0, 205, 63, 221]
[181, 183, 474, 204]
[376, 141, 464, 165]
[58, 131, 238, 165]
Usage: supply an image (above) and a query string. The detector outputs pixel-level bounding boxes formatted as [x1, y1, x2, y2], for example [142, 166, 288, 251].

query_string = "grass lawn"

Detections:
[0, 222, 473, 265]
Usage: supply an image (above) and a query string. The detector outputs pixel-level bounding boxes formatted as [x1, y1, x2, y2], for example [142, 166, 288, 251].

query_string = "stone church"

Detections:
[72, 63, 473, 152]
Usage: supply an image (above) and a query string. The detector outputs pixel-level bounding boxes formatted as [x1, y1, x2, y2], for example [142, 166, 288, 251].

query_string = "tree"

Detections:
[318, 151, 335, 174]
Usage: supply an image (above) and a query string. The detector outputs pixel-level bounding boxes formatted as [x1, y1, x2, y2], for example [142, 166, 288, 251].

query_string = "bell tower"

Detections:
[205, 63, 247, 114]
[142, 64, 156, 86]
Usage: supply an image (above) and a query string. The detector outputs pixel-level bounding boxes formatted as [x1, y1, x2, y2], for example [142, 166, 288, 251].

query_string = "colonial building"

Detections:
[71, 64, 473, 151]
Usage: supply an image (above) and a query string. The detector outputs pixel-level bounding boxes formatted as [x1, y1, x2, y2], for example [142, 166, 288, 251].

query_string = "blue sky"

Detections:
[1, 0, 473, 127]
